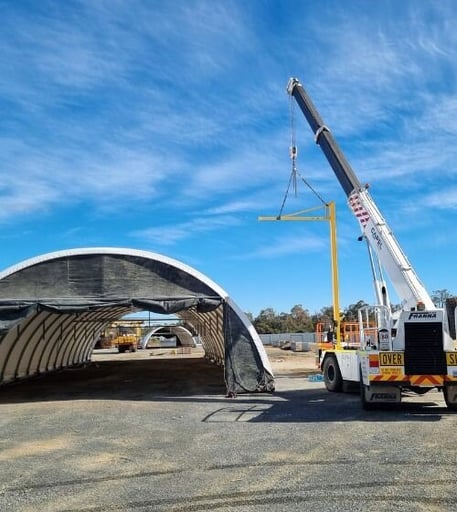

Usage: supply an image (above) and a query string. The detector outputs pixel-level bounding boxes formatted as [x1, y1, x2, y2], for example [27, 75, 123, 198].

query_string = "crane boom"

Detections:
[287, 77, 434, 311]
[287, 78, 362, 197]
[280, 78, 457, 410]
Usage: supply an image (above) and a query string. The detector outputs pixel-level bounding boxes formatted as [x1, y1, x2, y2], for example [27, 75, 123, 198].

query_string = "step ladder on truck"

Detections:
[287, 77, 457, 410]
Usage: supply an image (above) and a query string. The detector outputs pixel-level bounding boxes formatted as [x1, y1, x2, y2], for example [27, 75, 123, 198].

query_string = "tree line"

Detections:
[247, 289, 454, 334]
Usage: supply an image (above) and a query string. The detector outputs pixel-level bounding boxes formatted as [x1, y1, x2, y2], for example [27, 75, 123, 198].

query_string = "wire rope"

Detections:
[277, 97, 327, 218]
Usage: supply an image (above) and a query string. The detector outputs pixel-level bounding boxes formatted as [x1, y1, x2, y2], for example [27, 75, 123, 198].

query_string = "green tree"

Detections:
[254, 307, 281, 334]
[253, 304, 314, 333]
[251, 300, 389, 334]
[311, 305, 334, 329]
[343, 300, 369, 321]
[431, 289, 453, 308]
[289, 304, 313, 332]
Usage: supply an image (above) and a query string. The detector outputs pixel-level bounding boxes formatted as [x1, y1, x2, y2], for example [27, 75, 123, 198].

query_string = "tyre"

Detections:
[322, 355, 343, 392]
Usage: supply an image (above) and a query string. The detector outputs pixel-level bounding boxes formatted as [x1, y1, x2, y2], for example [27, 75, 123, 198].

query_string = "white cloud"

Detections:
[2, 0, 457, 317]
[131, 215, 242, 245]
[0, 137, 171, 222]
[422, 187, 457, 210]
[247, 233, 327, 260]
[204, 199, 263, 215]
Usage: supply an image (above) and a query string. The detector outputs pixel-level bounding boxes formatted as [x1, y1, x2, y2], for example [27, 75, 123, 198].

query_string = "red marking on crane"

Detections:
[349, 192, 369, 227]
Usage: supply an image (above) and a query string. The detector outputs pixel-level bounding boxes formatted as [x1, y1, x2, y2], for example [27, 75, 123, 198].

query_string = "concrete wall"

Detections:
[259, 332, 315, 351]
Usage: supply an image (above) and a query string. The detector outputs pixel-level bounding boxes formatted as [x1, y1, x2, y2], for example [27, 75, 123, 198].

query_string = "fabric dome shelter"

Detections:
[140, 325, 196, 349]
[0, 248, 274, 395]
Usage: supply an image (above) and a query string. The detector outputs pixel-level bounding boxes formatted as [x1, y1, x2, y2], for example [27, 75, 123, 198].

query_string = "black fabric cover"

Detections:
[0, 254, 223, 324]
[224, 303, 275, 394]
[0, 252, 274, 394]
[0, 297, 222, 333]
[0, 303, 38, 334]
[0, 254, 218, 299]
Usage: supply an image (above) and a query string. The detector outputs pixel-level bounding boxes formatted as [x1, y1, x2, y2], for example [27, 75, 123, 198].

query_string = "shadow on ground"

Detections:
[0, 356, 227, 403]
[0, 354, 452, 423]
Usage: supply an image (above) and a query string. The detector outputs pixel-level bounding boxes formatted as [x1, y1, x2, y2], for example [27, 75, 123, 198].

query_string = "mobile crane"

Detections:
[287, 77, 457, 409]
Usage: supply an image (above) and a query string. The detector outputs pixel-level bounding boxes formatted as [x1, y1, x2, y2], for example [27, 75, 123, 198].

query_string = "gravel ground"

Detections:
[0, 347, 456, 511]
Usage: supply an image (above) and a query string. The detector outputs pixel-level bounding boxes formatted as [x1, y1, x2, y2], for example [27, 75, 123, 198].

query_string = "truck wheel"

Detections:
[323, 355, 343, 392]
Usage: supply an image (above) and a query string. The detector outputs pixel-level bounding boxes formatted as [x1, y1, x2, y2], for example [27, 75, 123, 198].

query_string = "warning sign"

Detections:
[379, 352, 404, 366]
[380, 367, 403, 377]
[446, 352, 457, 366]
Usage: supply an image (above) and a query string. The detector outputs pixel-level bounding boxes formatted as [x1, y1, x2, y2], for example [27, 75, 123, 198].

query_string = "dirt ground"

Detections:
[0, 345, 319, 405]
[2, 343, 456, 512]
[90, 344, 319, 382]
[263, 345, 318, 376]
[91, 344, 319, 379]
[91, 344, 317, 373]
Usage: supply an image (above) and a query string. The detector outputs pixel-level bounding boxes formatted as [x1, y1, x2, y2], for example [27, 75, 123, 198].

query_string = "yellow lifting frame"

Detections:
[258, 201, 342, 348]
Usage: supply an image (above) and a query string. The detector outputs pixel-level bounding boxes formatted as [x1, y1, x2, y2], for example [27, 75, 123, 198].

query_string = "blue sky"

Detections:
[2, 0, 457, 316]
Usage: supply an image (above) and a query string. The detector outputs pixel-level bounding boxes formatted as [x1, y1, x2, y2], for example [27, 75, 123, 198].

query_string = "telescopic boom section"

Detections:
[286, 77, 435, 311]
[287, 78, 362, 197]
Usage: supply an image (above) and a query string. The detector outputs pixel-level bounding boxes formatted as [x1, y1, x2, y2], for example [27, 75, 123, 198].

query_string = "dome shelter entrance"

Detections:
[0, 248, 274, 395]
